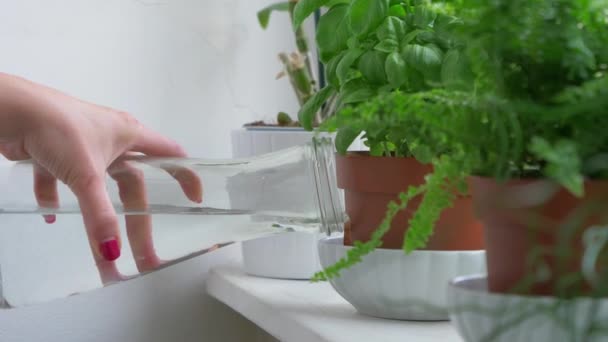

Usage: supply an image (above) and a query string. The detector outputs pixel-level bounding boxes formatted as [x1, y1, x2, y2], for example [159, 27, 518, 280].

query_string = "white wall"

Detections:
[0, 0, 311, 158]
[0, 0, 313, 340]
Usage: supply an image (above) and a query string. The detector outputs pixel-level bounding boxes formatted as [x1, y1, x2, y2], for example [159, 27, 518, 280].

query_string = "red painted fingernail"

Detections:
[100, 239, 121, 261]
[44, 215, 56, 224]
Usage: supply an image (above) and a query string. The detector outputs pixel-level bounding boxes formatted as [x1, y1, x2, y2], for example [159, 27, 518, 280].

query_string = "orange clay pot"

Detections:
[336, 152, 484, 250]
[471, 177, 608, 295]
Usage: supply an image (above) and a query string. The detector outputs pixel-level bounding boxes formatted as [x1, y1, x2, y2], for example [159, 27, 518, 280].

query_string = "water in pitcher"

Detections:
[0, 138, 345, 308]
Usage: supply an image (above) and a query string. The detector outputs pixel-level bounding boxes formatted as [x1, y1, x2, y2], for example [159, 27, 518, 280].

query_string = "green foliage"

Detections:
[298, 86, 336, 130]
[293, 0, 330, 29]
[529, 138, 584, 196]
[309, 0, 608, 281]
[385, 52, 407, 87]
[316, 5, 352, 62]
[348, 0, 389, 36]
[258, 0, 319, 126]
[312, 185, 425, 281]
[277, 111, 294, 126]
[297, 0, 465, 129]
[358, 50, 388, 84]
[257, 2, 291, 29]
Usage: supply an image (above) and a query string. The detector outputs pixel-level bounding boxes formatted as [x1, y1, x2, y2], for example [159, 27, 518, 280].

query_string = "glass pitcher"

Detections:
[0, 137, 345, 308]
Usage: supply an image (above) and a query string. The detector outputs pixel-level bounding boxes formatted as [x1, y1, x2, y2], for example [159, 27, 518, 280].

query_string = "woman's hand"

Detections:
[0, 73, 202, 283]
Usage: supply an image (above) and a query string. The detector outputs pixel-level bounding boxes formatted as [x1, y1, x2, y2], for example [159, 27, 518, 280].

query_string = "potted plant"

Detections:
[302, 0, 608, 334]
[445, 0, 608, 298]
[232, 0, 329, 159]
[439, 1, 608, 339]
[234, 0, 365, 280]
[293, 0, 486, 320]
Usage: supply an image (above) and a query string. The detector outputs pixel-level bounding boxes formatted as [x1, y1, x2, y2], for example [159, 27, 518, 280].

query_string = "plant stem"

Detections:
[279, 52, 314, 106]
[320, 92, 338, 123]
[288, 0, 316, 90]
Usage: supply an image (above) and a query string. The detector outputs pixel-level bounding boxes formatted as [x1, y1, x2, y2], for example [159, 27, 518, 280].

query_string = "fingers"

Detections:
[110, 161, 161, 272]
[69, 172, 122, 264]
[33, 164, 59, 224]
[160, 164, 203, 203]
[132, 126, 187, 157]
[132, 126, 203, 203]
[0, 141, 30, 161]
[97, 260, 126, 284]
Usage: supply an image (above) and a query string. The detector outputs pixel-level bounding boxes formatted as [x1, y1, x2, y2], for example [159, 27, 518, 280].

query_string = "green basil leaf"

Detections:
[325, 51, 346, 88]
[388, 4, 406, 17]
[401, 43, 443, 78]
[376, 16, 407, 41]
[412, 5, 436, 29]
[348, 0, 389, 36]
[335, 126, 362, 155]
[416, 31, 435, 44]
[341, 88, 376, 104]
[343, 70, 364, 85]
[347, 36, 359, 49]
[358, 50, 387, 84]
[433, 14, 462, 50]
[327, 0, 351, 6]
[401, 29, 424, 46]
[257, 2, 291, 29]
[337, 48, 364, 86]
[316, 5, 351, 63]
[374, 38, 399, 53]
[385, 51, 407, 88]
[293, 0, 330, 30]
[340, 79, 376, 104]
[298, 86, 336, 130]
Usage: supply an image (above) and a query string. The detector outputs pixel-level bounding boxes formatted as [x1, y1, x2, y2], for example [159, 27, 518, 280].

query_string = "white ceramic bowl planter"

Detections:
[231, 127, 365, 280]
[447, 275, 608, 342]
[318, 236, 486, 320]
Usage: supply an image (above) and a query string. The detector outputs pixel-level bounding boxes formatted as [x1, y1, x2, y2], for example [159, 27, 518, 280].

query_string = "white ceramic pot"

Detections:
[231, 127, 321, 158]
[241, 231, 324, 280]
[448, 275, 608, 342]
[318, 236, 486, 321]
[231, 127, 362, 279]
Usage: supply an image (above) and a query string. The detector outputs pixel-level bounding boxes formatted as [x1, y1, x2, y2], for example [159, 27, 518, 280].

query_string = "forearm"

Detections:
[0, 73, 38, 141]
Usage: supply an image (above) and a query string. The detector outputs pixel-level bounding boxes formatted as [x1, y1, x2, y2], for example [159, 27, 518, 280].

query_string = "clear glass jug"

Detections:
[0, 138, 345, 308]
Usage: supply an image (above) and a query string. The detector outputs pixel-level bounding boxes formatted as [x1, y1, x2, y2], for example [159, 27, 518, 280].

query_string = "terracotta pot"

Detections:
[336, 152, 484, 250]
[471, 177, 608, 296]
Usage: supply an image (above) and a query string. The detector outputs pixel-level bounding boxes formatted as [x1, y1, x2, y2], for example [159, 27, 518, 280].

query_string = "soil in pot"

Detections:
[244, 112, 304, 128]
[244, 120, 302, 128]
[336, 152, 484, 250]
[471, 177, 608, 296]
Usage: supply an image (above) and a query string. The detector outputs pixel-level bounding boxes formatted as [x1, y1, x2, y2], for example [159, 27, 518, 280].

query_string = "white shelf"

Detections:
[207, 263, 463, 342]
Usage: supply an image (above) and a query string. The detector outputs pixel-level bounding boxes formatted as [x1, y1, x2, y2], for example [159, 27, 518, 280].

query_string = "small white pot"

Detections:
[241, 231, 324, 280]
[231, 127, 367, 157]
[231, 127, 322, 158]
[318, 236, 486, 321]
[231, 127, 363, 279]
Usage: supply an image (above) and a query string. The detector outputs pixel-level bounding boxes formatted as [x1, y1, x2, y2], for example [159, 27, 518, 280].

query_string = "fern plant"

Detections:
[311, 0, 608, 281]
